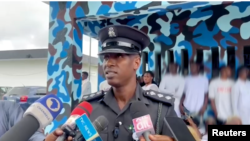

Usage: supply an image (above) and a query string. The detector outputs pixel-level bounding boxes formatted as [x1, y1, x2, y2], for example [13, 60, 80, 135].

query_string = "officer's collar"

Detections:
[135, 83, 149, 105]
[102, 83, 149, 105]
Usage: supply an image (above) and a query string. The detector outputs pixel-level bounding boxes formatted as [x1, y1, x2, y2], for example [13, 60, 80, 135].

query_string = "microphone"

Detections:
[0, 94, 63, 141]
[164, 117, 196, 141]
[130, 101, 155, 141]
[74, 115, 109, 141]
[56, 101, 93, 141]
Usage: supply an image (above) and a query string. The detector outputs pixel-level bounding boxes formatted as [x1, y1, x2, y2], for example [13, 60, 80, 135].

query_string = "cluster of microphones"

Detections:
[0, 94, 196, 141]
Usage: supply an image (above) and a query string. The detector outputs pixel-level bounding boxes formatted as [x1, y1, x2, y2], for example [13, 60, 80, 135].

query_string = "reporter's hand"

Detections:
[186, 117, 195, 126]
[140, 135, 174, 141]
[179, 105, 185, 115]
[44, 128, 73, 141]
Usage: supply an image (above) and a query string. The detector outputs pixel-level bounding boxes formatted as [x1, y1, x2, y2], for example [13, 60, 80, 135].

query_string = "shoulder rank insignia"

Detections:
[143, 90, 175, 105]
[81, 91, 106, 102]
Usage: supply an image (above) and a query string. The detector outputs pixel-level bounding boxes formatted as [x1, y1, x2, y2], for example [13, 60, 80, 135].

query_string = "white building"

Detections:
[0, 49, 98, 92]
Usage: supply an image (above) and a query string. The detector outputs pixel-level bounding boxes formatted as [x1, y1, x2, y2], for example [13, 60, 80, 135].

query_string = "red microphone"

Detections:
[56, 101, 93, 141]
[63, 101, 93, 129]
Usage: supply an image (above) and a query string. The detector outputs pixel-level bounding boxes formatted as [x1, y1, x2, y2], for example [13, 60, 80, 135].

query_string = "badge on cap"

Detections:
[108, 27, 116, 37]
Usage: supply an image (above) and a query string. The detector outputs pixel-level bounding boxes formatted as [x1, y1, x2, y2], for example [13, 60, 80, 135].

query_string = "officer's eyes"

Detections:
[104, 56, 109, 60]
[104, 54, 124, 60]
[116, 54, 123, 58]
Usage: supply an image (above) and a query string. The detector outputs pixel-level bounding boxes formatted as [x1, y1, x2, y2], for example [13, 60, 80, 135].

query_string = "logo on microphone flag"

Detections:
[34, 94, 63, 119]
[75, 114, 102, 141]
[132, 114, 155, 138]
[132, 114, 153, 132]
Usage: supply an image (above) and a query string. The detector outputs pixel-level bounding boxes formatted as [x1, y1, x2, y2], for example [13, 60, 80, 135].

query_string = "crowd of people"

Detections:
[72, 25, 250, 141]
[82, 60, 250, 141]
[135, 61, 249, 141]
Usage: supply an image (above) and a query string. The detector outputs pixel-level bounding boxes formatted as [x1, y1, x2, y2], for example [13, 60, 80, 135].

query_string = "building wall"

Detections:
[81, 3, 250, 85]
[0, 59, 98, 92]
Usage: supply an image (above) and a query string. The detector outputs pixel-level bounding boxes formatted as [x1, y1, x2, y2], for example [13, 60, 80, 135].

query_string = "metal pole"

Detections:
[88, 37, 91, 81]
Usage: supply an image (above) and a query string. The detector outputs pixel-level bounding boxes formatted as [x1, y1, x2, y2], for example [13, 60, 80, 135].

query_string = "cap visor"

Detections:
[98, 48, 139, 55]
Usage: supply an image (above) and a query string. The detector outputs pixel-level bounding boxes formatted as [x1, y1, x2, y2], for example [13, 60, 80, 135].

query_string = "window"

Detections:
[6, 87, 30, 96]
[244, 46, 250, 68]
[82, 35, 91, 56]
[211, 47, 219, 78]
[36, 88, 46, 95]
[142, 52, 148, 73]
[169, 50, 174, 63]
[0, 87, 11, 95]
[82, 35, 98, 92]
[155, 53, 161, 83]
[181, 49, 189, 75]
[227, 46, 235, 78]
[196, 49, 203, 64]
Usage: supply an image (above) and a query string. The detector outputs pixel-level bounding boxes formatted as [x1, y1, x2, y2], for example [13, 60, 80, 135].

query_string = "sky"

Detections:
[0, 1, 98, 57]
[0, 1, 49, 50]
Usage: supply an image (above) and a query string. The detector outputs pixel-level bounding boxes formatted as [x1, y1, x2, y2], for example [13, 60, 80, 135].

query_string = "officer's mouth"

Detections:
[105, 71, 117, 78]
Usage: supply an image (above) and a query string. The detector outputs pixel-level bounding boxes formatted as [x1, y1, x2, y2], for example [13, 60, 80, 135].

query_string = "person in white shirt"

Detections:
[159, 62, 185, 117]
[209, 66, 234, 123]
[180, 61, 209, 117]
[81, 71, 91, 98]
[232, 66, 250, 124]
[142, 71, 159, 91]
[99, 80, 111, 91]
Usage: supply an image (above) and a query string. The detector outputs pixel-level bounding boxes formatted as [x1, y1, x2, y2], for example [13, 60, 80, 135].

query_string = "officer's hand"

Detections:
[140, 135, 174, 141]
[44, 128, 73, 141]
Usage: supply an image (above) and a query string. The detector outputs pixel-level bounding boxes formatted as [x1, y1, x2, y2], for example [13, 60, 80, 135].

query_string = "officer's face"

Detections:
[102, 53, 140, 86]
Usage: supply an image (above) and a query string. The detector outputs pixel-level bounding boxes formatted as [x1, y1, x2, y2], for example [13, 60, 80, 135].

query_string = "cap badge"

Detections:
[108, 27, 116, 37]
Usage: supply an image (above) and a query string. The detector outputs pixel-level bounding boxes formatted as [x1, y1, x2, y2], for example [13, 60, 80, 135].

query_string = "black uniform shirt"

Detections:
[81, 84, 177, 141]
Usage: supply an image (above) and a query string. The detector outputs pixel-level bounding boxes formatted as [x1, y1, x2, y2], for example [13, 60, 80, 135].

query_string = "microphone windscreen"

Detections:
[71, 101, 93, 117]
[130, 101, 148, 118]
[0, 94, 63, 141]
[93, 115, 109, 132]
[24, 94, 63, 128]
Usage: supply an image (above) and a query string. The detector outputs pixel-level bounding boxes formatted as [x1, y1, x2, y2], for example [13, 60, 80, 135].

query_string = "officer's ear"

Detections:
[132, 54, 141, 70]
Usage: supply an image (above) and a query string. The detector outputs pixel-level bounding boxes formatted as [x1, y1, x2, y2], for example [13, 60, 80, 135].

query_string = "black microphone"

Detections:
[164, 117, 196, 141]
[73, 115, 109, 141]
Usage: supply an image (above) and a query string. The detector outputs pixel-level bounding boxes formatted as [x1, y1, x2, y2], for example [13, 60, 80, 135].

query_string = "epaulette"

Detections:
[80, 91, 106, 102]
[143, 90, 175, 106]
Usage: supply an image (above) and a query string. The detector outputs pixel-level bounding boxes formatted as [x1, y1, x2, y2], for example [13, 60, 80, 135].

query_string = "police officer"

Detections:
[45, 25, 178, 141]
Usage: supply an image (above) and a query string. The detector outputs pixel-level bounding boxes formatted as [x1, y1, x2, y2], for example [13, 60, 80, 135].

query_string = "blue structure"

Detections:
[45, 1, 250, 134]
